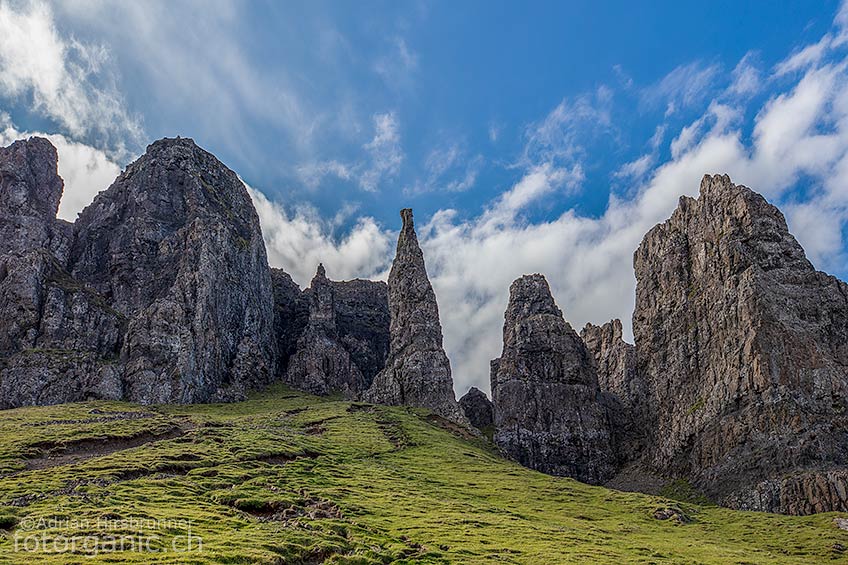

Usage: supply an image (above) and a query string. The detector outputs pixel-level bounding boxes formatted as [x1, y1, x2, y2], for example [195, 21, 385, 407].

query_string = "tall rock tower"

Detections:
[491, 274, 615, 484]
[364, 209, 467, 424]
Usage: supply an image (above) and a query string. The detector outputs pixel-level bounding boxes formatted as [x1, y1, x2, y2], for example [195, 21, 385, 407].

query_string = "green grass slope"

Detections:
[0, 385, 845, 564]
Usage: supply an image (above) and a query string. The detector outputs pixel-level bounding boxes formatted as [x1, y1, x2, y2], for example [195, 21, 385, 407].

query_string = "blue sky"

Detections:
[1, 0, 847, 393]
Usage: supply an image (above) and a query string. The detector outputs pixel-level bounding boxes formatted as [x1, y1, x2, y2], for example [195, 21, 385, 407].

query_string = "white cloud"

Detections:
[641, 61, 721, 116]
[297, 111, 404, 192]
[670, 101, 741, 160]
[296, 160, 353, 190]
[729, 51, 762, 96]
[614, 154, 653, 180]
[775, 34, 834, 76]
[485, 164, 582, 224]
[247, 186, 393, 286]
[404, 143, 483, 195]
[0, 114, 121, 220]
[784, 200, 847, 266]
[522, 86, 614, 169]
[0, 0, 141, 157]
[359, 112, 404, 192]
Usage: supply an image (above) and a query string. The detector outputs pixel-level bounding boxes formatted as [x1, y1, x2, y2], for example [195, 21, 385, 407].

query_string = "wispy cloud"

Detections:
[295, 111, 405, 193]
[404, 143, 483, 196]
[360, 111, 404, 191]
[641, 61, 721, 116]
[522, 86, 614, 170]
[0, 0, 142, 158]
[374, 36, 418, 89]
[728, 51, 763, 96]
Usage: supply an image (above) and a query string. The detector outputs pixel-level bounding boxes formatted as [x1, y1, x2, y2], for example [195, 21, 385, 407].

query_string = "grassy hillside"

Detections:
[0, 386, 844, 564]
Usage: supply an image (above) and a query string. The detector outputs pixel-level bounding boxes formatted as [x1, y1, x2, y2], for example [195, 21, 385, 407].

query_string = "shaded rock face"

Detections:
[633, 174, 848, 514]
[330, 278, 390, 386]
[581, 320, 647, 464]
[285, 265, 366, 397]
[364, 209, 467, 425]
[70, 137, 275, 404]
[491, 274, 615, 484]
[271, 268, 310, 377]
[273, 266, 389, 397]
[459, 387, 493, 431]
[0, 138, 123, 408]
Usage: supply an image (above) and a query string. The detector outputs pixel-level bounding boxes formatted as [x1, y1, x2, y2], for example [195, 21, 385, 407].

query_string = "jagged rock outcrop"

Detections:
[633, 174, 848, 514]
[1, 136, 390, 409]
[581, 320, 646, 464]
[364, 209, 467, 425]
[70, 137, 275, 404]
[285, 265, 366, 397]
[0, 138, 123, 408]
[273, 265, 389, 396]
[271, 267, 310, 377]
[490, 274, 615, 484]
[459, 387, 494, 431]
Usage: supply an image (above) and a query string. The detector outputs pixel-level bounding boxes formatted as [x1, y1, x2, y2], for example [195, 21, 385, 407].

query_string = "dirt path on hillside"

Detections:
[25, 420, 194, 471]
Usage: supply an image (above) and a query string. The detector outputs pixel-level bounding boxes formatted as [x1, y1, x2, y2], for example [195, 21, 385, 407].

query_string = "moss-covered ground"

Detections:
[0, 385, 845, 564]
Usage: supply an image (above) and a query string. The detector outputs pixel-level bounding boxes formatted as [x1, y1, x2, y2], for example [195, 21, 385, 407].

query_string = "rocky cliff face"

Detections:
[285, 265, 366, 397]
[0, 138, 123, 408]
[330, 278, 390, 386]
[0, 136, 391, 408]
[0, 138, 64, 256]
[581, 320, 646, 464]
[0, 140, 449, 415]
[491, 274, 615, 484]
[633, 174, 848, 514]
[273, 265, 389, 397]
[271, 267, 310, 377]
[69, 137, 276, 404]
[459, 387, 494, 431]
[364, 209, 467, 425]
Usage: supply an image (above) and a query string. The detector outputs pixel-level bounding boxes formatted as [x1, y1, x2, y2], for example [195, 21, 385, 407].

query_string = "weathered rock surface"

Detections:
[364, 209, 467, 425]
[459, 387, 494, 431]
[633, 174, 848, 514]
[1, 136, 389, 408]
[581, 320, 647, 464]
[330, 278, 390, 386]
[0, 138, 123, 408]
[273, 265, 389, 396]
[71, 137, 276, 404]
[0, 138, 64, 255]
[491, 274, 615, 484]
[285, 265, 366, 397]
[271, 267, 310, 377]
